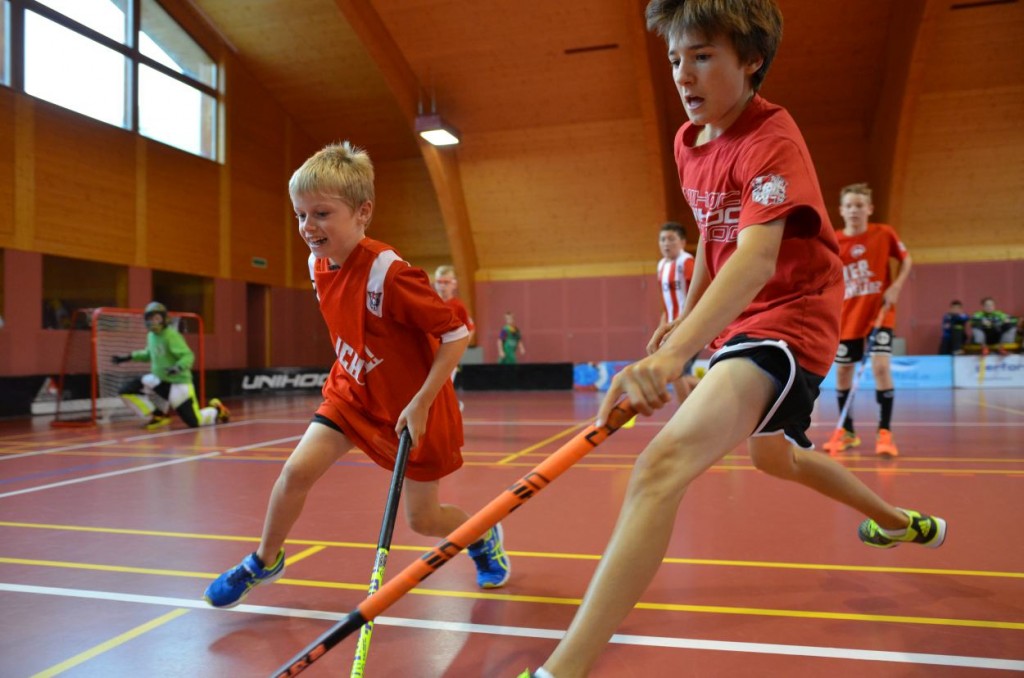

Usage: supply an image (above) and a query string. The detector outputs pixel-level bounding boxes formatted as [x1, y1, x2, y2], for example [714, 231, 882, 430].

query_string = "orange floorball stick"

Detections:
[271, 398, 639, 678]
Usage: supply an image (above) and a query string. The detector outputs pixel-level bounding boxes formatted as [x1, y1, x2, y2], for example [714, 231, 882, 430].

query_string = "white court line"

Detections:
[0, 439, 120, 462]
[0, 583, 1020, 672]
[0, 418, 270, 461]
[0, 435, 301, 500]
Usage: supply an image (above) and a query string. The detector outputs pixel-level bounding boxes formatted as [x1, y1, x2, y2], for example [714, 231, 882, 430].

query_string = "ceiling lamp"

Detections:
[416, 113, 460, 146]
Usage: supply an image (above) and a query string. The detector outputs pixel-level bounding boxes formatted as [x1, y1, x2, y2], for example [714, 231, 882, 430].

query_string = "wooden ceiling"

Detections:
[190, 0, 898, 159]
[185, 0, 935, 279]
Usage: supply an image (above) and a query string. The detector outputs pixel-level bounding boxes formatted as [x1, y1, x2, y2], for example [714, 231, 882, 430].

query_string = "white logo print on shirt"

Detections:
[751, 174, 788, 206]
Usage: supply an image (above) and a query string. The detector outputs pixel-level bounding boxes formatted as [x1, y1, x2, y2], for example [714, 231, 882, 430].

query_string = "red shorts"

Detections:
[314, 396, 464, 482]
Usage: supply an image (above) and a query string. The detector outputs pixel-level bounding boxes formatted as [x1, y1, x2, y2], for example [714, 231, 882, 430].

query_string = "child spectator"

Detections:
[938, 300, 969, 355]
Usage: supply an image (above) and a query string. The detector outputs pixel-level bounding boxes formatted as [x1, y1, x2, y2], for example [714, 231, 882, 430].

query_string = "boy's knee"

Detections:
[278, 461, 318, 493]
[630, 444, 699, 500]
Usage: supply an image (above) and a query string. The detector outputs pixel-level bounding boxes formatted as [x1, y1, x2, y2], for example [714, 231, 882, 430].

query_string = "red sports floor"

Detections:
[1, 389, 1022, 677]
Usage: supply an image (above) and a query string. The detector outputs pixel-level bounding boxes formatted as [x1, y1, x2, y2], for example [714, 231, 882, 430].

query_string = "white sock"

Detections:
[534, 669, 555, 678]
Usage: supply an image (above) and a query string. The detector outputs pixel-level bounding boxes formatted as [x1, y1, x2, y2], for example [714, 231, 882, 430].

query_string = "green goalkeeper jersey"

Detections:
[130, 326, 195, 383]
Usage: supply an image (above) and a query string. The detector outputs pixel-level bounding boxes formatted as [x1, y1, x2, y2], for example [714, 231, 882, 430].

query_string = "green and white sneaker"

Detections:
[859, 509, 946, 549]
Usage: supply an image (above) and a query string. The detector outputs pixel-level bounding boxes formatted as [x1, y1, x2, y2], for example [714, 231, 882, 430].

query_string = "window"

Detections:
[152, 269, 214, 333]
[1, 1, 9, 86]
[42, 254, 127, 329]
[11, 0, 219, 159]
[24, 10, 128, 127]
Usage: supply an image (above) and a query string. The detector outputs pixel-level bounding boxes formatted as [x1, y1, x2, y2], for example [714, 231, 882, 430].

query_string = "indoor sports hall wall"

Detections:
[0, 1, 1021, 380]
[474, 258, 1024, 364]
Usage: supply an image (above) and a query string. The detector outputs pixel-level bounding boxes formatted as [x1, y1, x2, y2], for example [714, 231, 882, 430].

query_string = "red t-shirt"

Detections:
[675, 95, 843, 376]
[445, 297, 475, 332]
[836, 223, 908, 339]
[310, 238, 469, 481]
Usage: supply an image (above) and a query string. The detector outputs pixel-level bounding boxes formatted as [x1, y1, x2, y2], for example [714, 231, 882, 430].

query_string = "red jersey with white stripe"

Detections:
[674, 95, 843, 377]
[836, 223, 907, 340]
[657, 252, 695, 322]
[310, 238, 469, 480]
[445, 297, 475, 332]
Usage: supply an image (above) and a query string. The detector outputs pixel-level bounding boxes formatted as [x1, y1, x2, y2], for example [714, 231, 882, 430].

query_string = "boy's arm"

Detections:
[883, 252, 912, 307]
[598, 221, 783, 423]
[397, 334, 469, 446]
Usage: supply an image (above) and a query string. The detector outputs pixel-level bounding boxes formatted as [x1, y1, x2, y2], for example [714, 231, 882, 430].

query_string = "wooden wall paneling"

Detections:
[372, 156, 448, 270]
[865, 0, 931, 223]
[921, 0, 1024, 95]
[897, 1, 1024, 263]
[286, 122, 321, 289]
[418, 142, 478, 318]
[869, 0, 940, 229]
[461, 118, 660, 274]
[0, 88, 14, 242]
[799, 120, 871, 230]
[335, 0, 477, 315]
[229, 178, 289, 285]
[12, 95, 34, 252]
[32, 103, 136, 263]
[627, 0, 676, 226]
[227, 62, 290, 285]
[145, 140, 221, 275]
[900, 86, 1024, 262]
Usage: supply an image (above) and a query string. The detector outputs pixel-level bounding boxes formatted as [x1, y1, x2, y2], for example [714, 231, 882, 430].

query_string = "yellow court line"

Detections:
[3, 525, 1022, 580]
[285, 545, 326, 565]
[462, 460, 1024, 476]
[496, 420, 590, 465]
[4, 556, 1021, 632]
[30, 608, 189, 677]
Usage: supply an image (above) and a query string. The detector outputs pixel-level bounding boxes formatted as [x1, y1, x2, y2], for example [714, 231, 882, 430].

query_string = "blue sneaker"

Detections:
[467, 524, 510, 588]
[204, 550, 285, 608]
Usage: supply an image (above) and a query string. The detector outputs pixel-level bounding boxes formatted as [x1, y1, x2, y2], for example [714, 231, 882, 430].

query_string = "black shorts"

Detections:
[708, 335, 825, 449]
[835, 328, 893, 364]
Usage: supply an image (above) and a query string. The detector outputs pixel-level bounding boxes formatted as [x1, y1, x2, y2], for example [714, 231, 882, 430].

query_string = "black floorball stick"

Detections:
[349, 427, 412, 678]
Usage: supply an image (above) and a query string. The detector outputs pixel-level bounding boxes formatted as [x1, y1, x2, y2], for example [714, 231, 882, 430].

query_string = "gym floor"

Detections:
[1, 389, 1022, 677]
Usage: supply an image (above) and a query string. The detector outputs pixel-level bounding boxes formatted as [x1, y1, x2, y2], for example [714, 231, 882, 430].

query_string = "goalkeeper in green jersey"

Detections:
[112, 301, 230, 429]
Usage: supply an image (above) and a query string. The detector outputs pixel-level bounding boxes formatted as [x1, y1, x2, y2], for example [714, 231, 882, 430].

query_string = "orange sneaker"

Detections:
[823, 428, 861, 455]
[876, 428, 899, 457]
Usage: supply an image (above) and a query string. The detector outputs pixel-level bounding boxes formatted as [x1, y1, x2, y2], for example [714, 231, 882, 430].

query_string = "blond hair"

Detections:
[840, 182, 873, 202]
[645, 0, 783, 91]
[434, 265, 456, 280]
[289, 141, 375, 209]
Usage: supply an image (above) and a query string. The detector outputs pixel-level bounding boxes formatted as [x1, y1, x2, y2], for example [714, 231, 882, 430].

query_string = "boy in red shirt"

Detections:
[521, 2, 943, 676]
[823, 183, 912, 456]
[205, 142, 509, 608]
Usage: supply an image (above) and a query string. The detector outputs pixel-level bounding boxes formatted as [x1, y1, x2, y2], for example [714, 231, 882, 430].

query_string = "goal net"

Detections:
[50, 307, 205, 427]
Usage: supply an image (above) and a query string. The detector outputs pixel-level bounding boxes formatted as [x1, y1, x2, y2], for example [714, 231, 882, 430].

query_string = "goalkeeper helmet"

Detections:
[144, 301, 168, 331]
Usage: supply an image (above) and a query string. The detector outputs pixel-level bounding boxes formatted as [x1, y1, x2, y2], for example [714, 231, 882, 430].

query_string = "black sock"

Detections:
[877, 389, 895, 430]
[837, 389, 854, 432]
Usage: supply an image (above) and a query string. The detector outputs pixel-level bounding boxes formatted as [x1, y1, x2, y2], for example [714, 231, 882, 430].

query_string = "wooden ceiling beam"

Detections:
[869, 0, 946, 223]
[332, 0, 479, 318]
